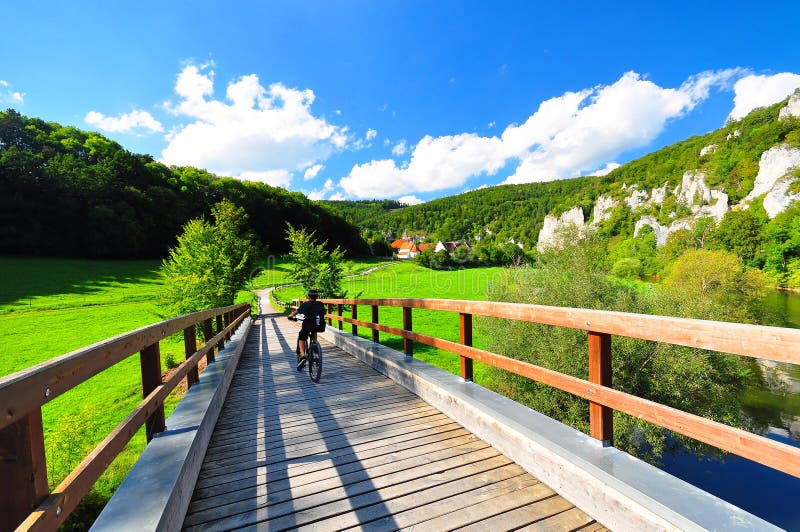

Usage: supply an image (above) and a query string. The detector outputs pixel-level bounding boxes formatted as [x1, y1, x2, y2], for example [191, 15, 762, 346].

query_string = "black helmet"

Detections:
[307, 289, 319, 300]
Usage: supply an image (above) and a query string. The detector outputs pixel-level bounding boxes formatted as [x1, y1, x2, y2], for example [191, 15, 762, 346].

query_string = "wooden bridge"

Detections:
[1, 292, 798, 530]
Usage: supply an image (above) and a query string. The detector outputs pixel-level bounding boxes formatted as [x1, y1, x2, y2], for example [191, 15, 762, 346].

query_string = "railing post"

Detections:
[403, 306, 413, 358]
[371, 305, 379, 343]
[216, 314, 223, 337]
[327, 304, 333, 326]
[459, 313, 473, 382]
[203, 317, 215, 363]
[351, 304, 358, 337]
[337, 304, 343, 330]
[140, 342, 166, 442]
[184, 325, 199, 387]
[0, 410, 48, 531]
[588, 331, 613, 446]
[223, 312, 231, 340]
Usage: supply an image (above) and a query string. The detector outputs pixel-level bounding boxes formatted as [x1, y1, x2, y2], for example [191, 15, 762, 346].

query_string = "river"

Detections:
[657, 290, 800, 529]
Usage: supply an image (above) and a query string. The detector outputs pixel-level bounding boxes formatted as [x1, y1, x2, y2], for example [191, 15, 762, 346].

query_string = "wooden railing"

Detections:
[0, 302, 251, 531]
[319, 297, 800, 479]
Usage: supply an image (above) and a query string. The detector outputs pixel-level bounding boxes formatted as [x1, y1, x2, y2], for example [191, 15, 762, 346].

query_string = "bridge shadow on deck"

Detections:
[182, 303, 605, 531]
[182, 311, 401, 530]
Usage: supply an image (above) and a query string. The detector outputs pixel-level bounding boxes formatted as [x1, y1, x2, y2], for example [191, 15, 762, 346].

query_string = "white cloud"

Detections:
[504, 69, 744, 184]
[308, 178, 335, 200]
[340, 133, 505, 198]
[329, 192, 346, 201]
[398, 195, 423, 205]
[160, 64, 348, 186]
[728, 72, 800, 121]
[85, 109, 163, 134]
[237, 169, 292, 187]
[340, 70, 742, 196]
[304, 164, 324, 180]
[366, 128, 377, 141]
[593, 162, 621, 176]
[392, 140, 407, 156]
[1, 80, 25, 105]
[488, 121, 496, 128]
[383, 138, 392, 147]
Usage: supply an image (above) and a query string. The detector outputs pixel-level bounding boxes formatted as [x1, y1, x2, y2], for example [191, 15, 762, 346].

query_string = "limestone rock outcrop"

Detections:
[592, 195, 617, 225]
[634, 216, 693, 247]
[744, 145, 800, 218]
[537, 206, 585, 251]
[779, 88, 800, 119]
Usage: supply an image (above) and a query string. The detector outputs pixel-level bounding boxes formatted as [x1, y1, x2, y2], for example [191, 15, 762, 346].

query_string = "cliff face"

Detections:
[537, 91, 800, 250]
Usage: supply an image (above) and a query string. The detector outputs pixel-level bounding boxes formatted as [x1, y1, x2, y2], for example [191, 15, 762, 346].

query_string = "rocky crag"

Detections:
[538, 89, 800, 250]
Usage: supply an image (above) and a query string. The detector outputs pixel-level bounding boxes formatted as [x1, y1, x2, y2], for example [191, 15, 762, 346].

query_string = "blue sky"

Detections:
[2, 1, 799, 204]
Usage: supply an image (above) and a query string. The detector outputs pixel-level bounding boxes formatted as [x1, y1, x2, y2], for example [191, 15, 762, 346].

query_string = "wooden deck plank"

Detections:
[183, 310, 603, 531]
[197, 420, 460, 486]
[456, 495, 574, 531]
[186, 445, 504, 527]
[196, 413, 454, 476]
[188, 435, 488, 516]
[517, 507, 598, 531]
[314, 468, 536, 531]
[400, 482, 557, 531]
[195, 423, 467, 491]
[221, 455, 515, 532]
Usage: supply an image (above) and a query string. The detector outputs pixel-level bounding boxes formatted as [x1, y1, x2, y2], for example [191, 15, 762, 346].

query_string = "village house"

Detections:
[391, 238, 469, 259]
[390, 237, 420, 259]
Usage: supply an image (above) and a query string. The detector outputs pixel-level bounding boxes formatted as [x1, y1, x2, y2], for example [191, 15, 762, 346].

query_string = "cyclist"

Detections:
[288, 289, 326, 370]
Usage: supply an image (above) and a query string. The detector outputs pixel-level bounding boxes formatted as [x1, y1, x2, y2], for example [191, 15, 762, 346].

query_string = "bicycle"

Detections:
[288, 314, 322, 383]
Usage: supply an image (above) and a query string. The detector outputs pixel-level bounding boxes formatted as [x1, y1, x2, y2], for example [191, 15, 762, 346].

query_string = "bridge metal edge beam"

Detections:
[89, 317, 253, 532]
[318, 326, 781, 532]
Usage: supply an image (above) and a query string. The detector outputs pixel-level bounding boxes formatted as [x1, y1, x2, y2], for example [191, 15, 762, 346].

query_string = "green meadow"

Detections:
[272, 261, 506, 381]
[0, 258, 183, 521]
[0, 255, 504, 526]
[0, 255, 305, 525]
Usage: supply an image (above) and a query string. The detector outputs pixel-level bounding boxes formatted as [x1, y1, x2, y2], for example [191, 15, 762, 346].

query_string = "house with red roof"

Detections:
[397, 241, 419, 259]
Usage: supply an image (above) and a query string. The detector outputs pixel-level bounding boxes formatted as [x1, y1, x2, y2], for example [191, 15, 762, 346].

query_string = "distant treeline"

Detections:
[0, 109, 367, 259]
[323, 177, 614, 247]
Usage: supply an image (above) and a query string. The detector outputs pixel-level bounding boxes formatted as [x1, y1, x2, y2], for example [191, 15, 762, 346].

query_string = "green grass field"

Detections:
[0, 255, 504, 527]
[0, 255, 315, 527]
[272, 261, 506, 381]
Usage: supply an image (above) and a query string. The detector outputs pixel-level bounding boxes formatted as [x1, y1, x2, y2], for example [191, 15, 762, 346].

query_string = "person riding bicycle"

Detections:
[288, 289, 326, 370]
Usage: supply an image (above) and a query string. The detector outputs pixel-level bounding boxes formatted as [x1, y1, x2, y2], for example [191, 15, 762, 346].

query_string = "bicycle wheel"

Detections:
[309, 340, 322, 383]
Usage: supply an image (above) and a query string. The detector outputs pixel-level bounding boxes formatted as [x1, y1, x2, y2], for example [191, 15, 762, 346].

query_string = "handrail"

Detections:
[0, 302, 251, 531]
[318, 297, 800, 479]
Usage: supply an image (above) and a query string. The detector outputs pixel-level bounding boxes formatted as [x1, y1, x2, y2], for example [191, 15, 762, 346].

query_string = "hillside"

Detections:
[323, 177, 614, 246]
[324, 91, 800, 285]
[325, 91, 800, 250]
[0, 109, 367, 259]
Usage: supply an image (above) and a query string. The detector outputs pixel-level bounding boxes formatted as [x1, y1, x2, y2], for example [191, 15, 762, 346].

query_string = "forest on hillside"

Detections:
[324, 176, 614, 246]
[323, 96, 800, 286]
[0, 109, 367, 259]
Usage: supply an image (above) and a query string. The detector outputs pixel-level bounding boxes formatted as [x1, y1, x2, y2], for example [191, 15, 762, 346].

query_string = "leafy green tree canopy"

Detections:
[482, 237, 760, 462]
[286, 223, 346, 297]
[159, 200, 257, 315]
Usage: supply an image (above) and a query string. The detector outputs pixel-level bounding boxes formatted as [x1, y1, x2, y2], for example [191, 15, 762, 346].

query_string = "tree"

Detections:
[708, 208, 767, 268]
[662, 249, 771, 323]
[160, 200, 257, 314]
[286, 223, 347, 297]
[761, 203, 800, 286]
[481, 238, 761, 463]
